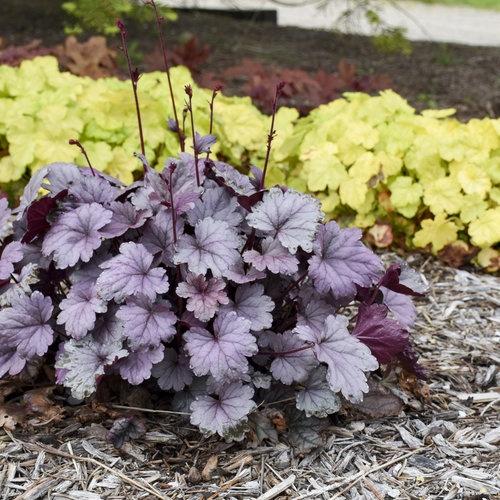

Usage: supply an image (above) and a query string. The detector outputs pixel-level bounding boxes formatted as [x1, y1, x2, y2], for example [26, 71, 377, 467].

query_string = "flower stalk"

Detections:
[117, 19, 146, 158]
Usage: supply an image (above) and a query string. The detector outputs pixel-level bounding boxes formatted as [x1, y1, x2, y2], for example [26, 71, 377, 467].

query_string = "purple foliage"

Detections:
[0, 130, 424, 440]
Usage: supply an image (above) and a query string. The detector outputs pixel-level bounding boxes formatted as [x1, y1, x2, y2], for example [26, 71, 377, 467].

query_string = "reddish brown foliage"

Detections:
[199, 57, 392, 114]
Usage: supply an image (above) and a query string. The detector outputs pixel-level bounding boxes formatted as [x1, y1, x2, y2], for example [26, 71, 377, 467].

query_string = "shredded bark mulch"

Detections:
[1, 255, 498, 499]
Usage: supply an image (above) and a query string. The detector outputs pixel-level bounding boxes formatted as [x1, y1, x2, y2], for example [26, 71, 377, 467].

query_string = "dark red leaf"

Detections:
[22, 190, 68, 244]
[352, 303, 409, 364]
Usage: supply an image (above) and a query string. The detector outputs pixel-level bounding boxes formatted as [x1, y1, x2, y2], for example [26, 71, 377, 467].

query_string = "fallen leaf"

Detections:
[438, 241, 478, 268]
[201, 454, 218, 481]
[367, 223, 393, 248]
[187, 466, 201, 484]
[353, 380, 404, 418]
[107, 416, 146, 449]
[267, 408, 287, 433]
[399, 372, 431, 400]
[22, 387, 63, 422]
[248, 411, 279, 446]
[0, 403, 24, 431]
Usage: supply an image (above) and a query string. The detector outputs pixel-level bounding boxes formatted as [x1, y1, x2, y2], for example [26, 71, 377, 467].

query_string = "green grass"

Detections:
[417, 0, 500, 10]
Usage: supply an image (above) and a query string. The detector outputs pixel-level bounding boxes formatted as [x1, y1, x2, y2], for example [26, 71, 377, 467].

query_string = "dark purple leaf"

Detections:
[352, 303, 409, 364]
[22, 190, 68, 244]
[107, 416, 146, 449]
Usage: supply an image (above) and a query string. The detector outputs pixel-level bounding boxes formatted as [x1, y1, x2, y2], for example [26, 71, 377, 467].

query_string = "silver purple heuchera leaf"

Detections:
[116, 295, 176, 349]
[57, 282, 107, 340]
[246, 188, 323, 254]
[0, 242, 23, 280]
[190, 382, 256, 437]
[43, 163, 81, 194]
[308, 221, 383, 299]
[176, 273, 229, 322]
[0, 346, 25, 378]
[140, 210, 183, 266]
[267, 331, 317, 385]
[152, 347, 193, 391]
[96, 242, 169, 302]
[193, 132, 216, 154]
[118, 344, 165, 385]
[296, 314, 379, 403]
[171, 377, 207, 413]
[0, 291, 53, 361]
[0, 263, 40, 307]
[211, 161, 256, 196]
[221, 283, 274, 332]
[381, 287, 417, 329]
[174, 217, 242, 277]
[15, 166, 49, 217]
[297, 294, 334, 333]
[42, 203, 113, 269]
[55, 334, 127, 400]
[295, 366, 341, 418]
[185, 311, 257, 381]
[224, 262, 266, 284]
[69, 174, 119, 205]
[243, 237, 299, 275]
[100, 201, 150, 238]
[187, 186, 242, 228]
[0, 198, 13, 240]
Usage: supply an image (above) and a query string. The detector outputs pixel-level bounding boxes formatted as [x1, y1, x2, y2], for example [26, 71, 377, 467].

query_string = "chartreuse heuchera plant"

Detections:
[0, 57, 499, 269]
[0, 15, 427, 442]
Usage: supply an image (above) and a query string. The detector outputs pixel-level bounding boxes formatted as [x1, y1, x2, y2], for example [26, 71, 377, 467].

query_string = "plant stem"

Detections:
[185, 87, 201, 186]
[147, 0, 184, 152]
[117, 20, 146, 158]
[69, 139, 95, 176]
[206, 86, 220, 161]
[167, 167, 177, 243]
[260, 82, 285, 190]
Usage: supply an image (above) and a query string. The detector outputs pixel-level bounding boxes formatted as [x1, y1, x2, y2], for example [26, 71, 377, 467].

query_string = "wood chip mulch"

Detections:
[0, 255, 499, 499]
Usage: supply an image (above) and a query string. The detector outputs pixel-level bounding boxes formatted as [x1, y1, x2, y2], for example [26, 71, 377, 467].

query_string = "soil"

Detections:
[2, 0, 500, 120]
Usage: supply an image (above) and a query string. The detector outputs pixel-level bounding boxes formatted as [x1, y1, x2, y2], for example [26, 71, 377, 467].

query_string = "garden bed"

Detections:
[1, 1, 500, 119]
[1, 255, 498, 499]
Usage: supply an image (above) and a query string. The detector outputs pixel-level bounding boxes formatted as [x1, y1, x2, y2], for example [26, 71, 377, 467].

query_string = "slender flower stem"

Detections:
[259, 81, 285, 190]
[147, 0, 184, 152]
[166, 164, 178, 243]
[185, 86, 200, 186]
[206, 86, 221, 161]
[117, 20, 146, 157]
[69, 139, 95, 176]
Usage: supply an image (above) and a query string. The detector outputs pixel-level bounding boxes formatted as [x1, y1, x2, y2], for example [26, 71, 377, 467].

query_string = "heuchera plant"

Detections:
[0, 7, 426, 443]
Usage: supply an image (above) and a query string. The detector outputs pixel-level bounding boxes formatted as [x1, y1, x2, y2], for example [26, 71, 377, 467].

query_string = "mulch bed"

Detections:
[2, 1, 500, 119]
[1, 254, 498, 499]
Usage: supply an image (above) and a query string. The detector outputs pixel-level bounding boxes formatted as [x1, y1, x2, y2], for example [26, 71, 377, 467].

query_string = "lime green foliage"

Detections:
[0, 57, 498, 266]
[274, 91, 500, 259]
[0, 57, 295, 187]
[62, 0, 177, 35]
[417, 0, 500, 11]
